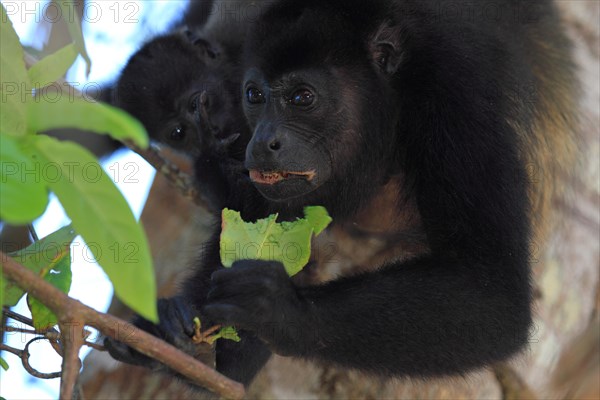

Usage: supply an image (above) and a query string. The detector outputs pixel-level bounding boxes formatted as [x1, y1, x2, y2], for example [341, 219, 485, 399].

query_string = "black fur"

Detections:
[106, 0, 574, 391]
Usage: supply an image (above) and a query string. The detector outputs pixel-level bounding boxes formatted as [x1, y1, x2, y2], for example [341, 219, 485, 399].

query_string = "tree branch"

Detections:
[0, 251, 245, 400]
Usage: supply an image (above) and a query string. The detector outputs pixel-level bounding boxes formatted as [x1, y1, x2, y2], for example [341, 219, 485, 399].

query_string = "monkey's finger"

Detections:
[202, 304, 249, 328]
[207, 281, 265, 303]
[168, 297, 197, 337]
[104, 336, 155, 367]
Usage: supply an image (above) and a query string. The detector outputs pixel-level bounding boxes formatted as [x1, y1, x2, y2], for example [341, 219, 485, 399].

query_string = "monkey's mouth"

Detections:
[249, 170, 316, 185]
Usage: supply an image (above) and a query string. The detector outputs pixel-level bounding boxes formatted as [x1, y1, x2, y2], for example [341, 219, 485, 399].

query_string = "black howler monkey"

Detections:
[106, 0, 578, 392]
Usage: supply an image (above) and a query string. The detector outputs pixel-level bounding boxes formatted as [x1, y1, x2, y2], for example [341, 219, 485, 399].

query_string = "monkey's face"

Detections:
[242, 67, 374, 203]
[115, 34, 246, 159]
[154, 74, 244, 158]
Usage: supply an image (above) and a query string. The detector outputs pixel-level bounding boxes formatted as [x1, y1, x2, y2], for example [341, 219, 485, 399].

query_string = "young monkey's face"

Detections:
[116, 33, 248, 159]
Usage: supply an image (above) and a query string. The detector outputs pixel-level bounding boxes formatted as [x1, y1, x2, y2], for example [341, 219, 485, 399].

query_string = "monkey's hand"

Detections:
[203, 260, 313, 357]
[104, 296, 202, 371]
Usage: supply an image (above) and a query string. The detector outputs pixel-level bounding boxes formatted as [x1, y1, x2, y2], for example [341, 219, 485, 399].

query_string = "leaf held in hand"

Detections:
[220, 206, 332, 276]
[214, 326, 241, 343]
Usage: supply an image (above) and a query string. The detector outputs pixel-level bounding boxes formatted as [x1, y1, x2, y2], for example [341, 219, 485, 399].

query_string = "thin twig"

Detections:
[3, 307, 35, 326]
[0, 343, 23, 357]
[0, 325, 38, 334]
[1, 339, 63, 379]
[22, 337, 62, 379]
[84, 340, 106, 352]
[0, 251, 245, 400]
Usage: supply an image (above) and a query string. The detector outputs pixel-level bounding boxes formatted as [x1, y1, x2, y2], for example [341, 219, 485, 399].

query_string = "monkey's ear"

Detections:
[369, 21, 403, 75]
[180, 26, 221, 61]
[192, 37, 221, 61]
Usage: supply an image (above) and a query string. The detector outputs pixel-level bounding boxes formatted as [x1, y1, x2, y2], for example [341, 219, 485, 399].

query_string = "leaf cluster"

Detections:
[0, 2, 158, 369]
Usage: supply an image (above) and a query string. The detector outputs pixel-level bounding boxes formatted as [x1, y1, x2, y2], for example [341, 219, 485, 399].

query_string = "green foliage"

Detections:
[192, 316, 241, 344]
[54, 1, 91, 76]
[220, 206, 332, 276]
[33, 136, 156, 321]
[0, 4, 30, 137]
[27, 97, 148, 147]
[0, 6, 158, 322]
[27, 251, 72, 329]
[211, 326, 241, 343]
[27, 43, 78, 88]
[0, 135, 49, 224]
[2, 225, 76, 308]
[0, 356, 8, 371]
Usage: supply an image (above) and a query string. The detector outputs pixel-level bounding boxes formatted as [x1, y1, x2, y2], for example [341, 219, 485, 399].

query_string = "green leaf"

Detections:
[0, 356, 9, 371]
[2, 225, 76, 307]
[0, 135, 49, 224]
[27, 97, 148, 148]
[220, 206, 332, 276]
[55, 1, 91, 76]
[27, 249, 72, 329]
[0, 4, 31, 136]
[27, 43, 78, 88]
[304, 205, 333, 236]
[32, 136, 157, 322]
[193, 316, 240, 344]
[215, 326, 241, 342]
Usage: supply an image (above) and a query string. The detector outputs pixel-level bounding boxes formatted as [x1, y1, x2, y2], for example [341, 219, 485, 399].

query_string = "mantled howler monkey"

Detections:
[106, 0, 578, 392]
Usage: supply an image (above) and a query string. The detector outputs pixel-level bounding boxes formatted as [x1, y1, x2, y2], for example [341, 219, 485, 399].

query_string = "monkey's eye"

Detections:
[289, 89, 314, 106]
[169, 126, 186, 142]
[246, 87, 265, 104]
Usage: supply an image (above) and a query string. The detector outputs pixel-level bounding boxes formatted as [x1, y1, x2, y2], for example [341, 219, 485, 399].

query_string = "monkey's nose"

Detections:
[269, 139, 281, 151]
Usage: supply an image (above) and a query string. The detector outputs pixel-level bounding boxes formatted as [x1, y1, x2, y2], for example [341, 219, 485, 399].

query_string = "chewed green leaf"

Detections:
[32, 136, 157, 322]
[27, 248, 72, 329]
[1, 4, 31, 136]
[27, 43, 78, 88]
[2, 225, 76, 307]
[305, 206, 333, 235]
[220, 206, 332, 276]
[0, 135, 49, 224]
[27, 97, 148, 148]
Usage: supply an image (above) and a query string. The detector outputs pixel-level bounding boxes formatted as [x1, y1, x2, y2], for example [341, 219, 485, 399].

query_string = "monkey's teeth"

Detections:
[249, 170, 283, 185]
[250, 170, 316, 185]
